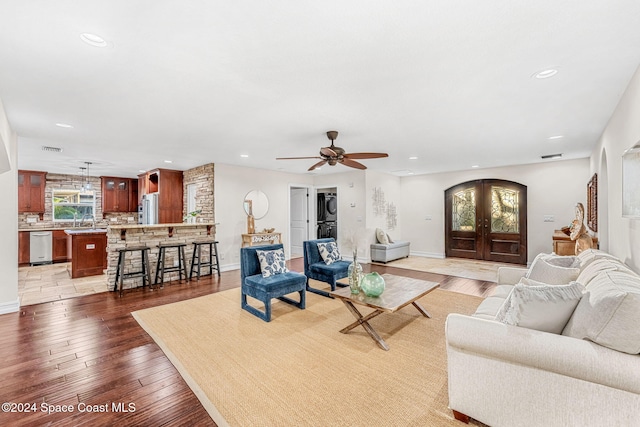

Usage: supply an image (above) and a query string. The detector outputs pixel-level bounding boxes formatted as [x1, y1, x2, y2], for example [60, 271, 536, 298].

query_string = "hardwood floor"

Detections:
[0, 259, 495, 426]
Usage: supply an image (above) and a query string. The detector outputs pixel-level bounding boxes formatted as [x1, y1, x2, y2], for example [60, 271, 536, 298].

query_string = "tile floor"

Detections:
[18, 262, 108, 306]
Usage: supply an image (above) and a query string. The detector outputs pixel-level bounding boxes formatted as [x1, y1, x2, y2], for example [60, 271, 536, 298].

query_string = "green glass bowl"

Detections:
[360, 272, 386, 297]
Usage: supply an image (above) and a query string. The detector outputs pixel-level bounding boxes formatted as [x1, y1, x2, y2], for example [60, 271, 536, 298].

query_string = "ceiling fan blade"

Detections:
[276, 156, 323, 160]
[343, 152, 389, 159]
[308, 159, 327, 171]
[341, 158, 367, 170]
[320, 147, 337, 157]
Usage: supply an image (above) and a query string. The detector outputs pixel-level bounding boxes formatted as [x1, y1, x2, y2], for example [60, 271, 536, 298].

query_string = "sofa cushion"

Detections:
[473, 296, 508, 320]
[317, 241, 342, 265]
[256, 248, 289, 278]
[495, 279, 584, 334]
[526, 253, 580, 285]
[376, 228, 389, 244]
[576, 258, 638, 288]
[577, 249, 621, 268]
[563, 271, 640, 354]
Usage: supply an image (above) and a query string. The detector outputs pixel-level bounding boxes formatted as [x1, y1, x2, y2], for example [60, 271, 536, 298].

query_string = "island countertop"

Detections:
[64, 228, 108, 235]
[108, 222, 217, 230]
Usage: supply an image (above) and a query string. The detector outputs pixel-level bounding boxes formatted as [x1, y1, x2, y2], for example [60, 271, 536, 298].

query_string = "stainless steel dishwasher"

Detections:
[30, 231, 52, 265]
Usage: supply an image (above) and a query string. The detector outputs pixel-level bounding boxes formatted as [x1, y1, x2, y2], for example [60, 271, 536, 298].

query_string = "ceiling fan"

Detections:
[276, 131, 389, 171]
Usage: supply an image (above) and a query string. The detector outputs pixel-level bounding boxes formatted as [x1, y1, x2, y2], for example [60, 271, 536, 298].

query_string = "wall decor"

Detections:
[623, 146, 640, 218]
[372, 187, 386, 216]
[587, 173, 597, 231]
[386, 202, 397, 230]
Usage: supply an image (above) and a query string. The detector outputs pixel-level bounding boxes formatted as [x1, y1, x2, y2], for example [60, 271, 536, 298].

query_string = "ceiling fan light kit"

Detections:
[276, 130, 388, 171]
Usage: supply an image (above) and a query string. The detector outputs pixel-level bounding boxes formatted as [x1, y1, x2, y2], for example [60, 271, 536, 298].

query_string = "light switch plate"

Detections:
[544, 215, 555, 222]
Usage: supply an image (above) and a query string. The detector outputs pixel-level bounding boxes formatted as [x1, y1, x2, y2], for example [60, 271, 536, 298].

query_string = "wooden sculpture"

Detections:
[570, 202, 594, 254]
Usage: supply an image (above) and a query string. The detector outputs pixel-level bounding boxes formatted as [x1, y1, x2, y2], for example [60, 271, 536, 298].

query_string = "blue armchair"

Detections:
[240, 244, 306, 322]
[303, 238, 350, 297]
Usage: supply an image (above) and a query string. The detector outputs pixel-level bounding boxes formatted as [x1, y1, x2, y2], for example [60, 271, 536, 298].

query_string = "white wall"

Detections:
[399, 158, 591, 262]
[214, 163, 313, 269]
[0, 97, 19, 314]
[590, 64, 640, 271]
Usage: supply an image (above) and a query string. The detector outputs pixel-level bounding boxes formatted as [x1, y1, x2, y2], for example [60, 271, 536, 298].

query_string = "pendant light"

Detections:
[84, 161, 93, 192]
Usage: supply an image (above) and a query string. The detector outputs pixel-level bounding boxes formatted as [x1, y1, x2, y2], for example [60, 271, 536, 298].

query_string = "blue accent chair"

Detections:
[303, 238, 350, 298]
[240, 244, 306, 322]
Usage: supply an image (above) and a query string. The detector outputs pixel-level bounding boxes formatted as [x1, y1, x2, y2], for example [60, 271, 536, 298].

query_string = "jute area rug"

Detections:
[133, 282, 484, 426]
[373, 256, 518, 282]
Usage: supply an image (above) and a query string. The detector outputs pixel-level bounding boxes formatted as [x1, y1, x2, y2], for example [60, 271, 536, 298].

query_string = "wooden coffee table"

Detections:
[331, 274, 440, 350]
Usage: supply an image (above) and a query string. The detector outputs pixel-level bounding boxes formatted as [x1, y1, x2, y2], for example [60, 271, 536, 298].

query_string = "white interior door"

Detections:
[290, 187, 308, 257]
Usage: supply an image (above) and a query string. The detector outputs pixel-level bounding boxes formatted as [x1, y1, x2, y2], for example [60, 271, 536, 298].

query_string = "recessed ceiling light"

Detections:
[409, 156, 418, 160]
[534, 68, 558, 79]
[471, 165, 479, 168]
[164, 160, 172, 163]
[240, 154, 249, 158]
[541, 153, 563, 159]
[80, 33, 108, 47]
[407, 171, 414, 175]
[139, 169, 146, 173]
[55, 123, 73, 128]
[548, 135, 564, 140]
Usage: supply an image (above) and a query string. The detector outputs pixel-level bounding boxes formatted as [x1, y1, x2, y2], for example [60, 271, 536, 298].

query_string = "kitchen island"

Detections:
[65, 228, 108, 278]
[105, 222, 217, 291]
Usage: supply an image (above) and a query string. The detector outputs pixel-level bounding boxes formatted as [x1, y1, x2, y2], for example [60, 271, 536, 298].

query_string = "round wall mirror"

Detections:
[244, 190, 269, 219]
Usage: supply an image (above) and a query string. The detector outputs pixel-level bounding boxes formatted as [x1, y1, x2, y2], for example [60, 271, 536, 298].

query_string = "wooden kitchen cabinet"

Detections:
[18, 170, 46, 216]
[52, 230, 68, 262]
[138, 168, 184, 223]
[101, 177, 139, 214]
[66, 230, 108, 278]
[18, 231, 30, 265]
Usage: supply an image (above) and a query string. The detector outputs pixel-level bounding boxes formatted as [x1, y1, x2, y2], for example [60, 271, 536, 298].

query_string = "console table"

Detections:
[242, 232, 282, 247]
[552, 230, 598, 256]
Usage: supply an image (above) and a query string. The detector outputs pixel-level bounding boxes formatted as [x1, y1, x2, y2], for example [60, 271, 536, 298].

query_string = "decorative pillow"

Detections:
[526, 253, 580, 285]
[386, 233, 394, 244]
[495, 279, 584, 334]
[256, 248, 289, 278]
[562, 271, 640, 354]
[317, 242, 342, 265]
[376, 228, 389, 245]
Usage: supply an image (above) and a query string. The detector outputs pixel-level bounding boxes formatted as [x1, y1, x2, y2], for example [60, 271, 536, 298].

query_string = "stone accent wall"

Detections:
[182, 163, 214, 223]
[18, 173, 138, 229]
[105, 224, 216, 291]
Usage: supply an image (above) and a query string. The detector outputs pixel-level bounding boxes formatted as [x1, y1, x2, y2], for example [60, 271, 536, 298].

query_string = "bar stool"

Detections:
[154, 242, 188, 286]
[189, 239, 221, 280]
[114, 246, 152, 297]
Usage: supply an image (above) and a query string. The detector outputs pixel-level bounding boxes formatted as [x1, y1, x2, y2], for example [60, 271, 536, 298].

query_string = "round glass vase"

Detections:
[360, 272, 386, 297]
[348, 251, 363, 294]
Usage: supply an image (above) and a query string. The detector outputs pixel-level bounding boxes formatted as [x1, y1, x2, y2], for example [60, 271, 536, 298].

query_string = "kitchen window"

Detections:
[52, 189, 95, 222]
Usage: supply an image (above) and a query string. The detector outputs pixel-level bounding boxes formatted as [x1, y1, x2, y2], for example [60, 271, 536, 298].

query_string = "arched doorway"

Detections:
[445, 179, 527, 264]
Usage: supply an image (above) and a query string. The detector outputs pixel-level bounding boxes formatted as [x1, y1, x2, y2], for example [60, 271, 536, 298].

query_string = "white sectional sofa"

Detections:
[446, 249, 640, 427]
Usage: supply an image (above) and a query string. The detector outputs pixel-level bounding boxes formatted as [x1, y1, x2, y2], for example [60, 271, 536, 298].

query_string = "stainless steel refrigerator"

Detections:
[142, 193, 159, 225]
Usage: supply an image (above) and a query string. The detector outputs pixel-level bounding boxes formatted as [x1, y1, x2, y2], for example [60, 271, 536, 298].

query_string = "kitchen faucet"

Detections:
[80, 213, 96, 229]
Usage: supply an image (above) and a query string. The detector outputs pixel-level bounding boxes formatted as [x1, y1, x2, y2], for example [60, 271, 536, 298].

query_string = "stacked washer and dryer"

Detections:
[317, 191, 337, 239]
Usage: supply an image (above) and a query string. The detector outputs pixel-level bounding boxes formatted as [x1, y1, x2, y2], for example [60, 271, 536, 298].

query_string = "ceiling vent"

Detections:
[42, 146, 63, 153]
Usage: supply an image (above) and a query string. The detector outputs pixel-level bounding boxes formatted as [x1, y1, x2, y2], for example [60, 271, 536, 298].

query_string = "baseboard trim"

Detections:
[0, 297, 20, 314]
[409, 251, 445, 259]
[220, 263, 240, 272]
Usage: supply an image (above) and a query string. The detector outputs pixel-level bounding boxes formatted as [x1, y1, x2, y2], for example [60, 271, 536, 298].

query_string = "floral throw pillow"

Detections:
[317, 242, 342, 265]
[256, 248, 289, 278]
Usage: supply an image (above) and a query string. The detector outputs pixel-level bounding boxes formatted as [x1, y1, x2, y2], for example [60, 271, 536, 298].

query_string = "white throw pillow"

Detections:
[526, 253, 580, 285]
[317, 242, 342, 265]
[575, 258, 637, 288]
[376, 228, 389, 245]
[577, 249, 621, 268]
[562, 271, 640, 354]
[256, 248, 289, 278]
[495, 279, 584, 334]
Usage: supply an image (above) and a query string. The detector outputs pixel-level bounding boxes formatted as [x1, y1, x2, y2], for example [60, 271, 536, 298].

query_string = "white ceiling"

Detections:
[2, 1, 640, 178]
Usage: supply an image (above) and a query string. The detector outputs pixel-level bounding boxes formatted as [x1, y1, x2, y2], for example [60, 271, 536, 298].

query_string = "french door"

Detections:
[445, 179, 527, 264]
